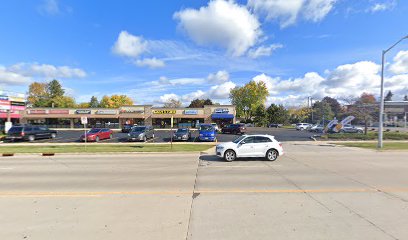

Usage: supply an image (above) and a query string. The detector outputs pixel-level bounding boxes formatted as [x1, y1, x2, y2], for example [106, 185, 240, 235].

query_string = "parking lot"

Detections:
[2, 127, 314, 143]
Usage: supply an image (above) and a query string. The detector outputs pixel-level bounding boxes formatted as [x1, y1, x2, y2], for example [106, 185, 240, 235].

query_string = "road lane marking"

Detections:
[1, 188, 408, 197]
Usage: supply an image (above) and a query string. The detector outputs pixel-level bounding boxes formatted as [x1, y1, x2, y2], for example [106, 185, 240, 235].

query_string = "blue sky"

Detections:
[0, 0, 407, 106]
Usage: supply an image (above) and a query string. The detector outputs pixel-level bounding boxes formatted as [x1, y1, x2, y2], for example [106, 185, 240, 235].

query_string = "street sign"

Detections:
[81, 117, 88, 125]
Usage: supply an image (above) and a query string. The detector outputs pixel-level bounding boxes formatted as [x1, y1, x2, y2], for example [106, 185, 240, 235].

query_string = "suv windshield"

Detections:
[233, 135, 246, 144]
[200, 125, 213, 131]
[176, 129, 188, 133]
[8, 127, 23, 133]
[132, 127, 146, 132]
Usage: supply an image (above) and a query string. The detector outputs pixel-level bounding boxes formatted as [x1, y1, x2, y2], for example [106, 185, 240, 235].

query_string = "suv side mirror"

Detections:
[240, 141, 246, 145]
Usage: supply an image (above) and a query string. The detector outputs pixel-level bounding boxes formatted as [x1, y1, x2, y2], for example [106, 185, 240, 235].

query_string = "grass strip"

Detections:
[321, 131, 408, 140]
[339, 142, 408, 150]
[0, 144, 213, 154]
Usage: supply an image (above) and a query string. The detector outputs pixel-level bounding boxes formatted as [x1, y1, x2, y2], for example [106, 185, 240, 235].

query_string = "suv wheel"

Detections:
[109, 134, 113, 139]
[28, 135, 35, 142]
[95, 136, 100, 142]
[224, 150, 236, 162]
[143, 136, 147, 142]
[266, 149, 278, 161]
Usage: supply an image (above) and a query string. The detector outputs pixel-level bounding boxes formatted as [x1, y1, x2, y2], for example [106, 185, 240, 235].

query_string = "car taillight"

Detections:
[21, 132, 25, 136]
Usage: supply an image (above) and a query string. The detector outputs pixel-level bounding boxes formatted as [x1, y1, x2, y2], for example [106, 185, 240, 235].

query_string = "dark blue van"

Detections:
[198, 124, 217, 142]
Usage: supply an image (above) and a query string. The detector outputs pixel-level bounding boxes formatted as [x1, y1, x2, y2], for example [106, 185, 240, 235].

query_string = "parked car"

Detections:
[122, 124, 136, 133]
[211, 123, 220, 132]
[339, 124, 364, 134]
[221, 124, 247, 134]
[198, 124, 217, 142]
[173, 128, 191, 141]
[80, 128, 113, 142]
[216, 134, 284, 162]
[309, 124, 324, 133]
[268, 123, 282, 128]
[127, 126, 154, 142]
[296, 123, 311, 131]
[5, 125, 57, 142]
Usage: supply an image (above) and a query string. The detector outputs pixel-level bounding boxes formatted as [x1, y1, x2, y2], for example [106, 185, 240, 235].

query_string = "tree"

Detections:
[188, 98, 213, 108]
[266, 104, 289, 124]
[322, 96, 343, 117]
[344, 93, 378, 134]
[163, 98, 182, 108]
[99, 95, 134, 108]
[229, 80, 269, 122]
[89, 96, 99, 108]
[47, 79, 65, 99]
[52, 96, 76, 108]
[77, 102, 90, 108]
[27, 82, 49, 107]
[384, 91, 393, 101]
[312, 101, 334, 124]
[253, 105, 268, 127]
[404, 95, 408, 101]
[288, 107, 311, 124]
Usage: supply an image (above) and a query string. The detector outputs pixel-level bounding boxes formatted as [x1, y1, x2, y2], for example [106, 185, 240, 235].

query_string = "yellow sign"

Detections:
[153, 110, 176, 114]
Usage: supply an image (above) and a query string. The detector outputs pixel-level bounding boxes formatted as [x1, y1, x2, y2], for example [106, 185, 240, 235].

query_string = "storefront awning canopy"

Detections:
[211, 113, 234, 119]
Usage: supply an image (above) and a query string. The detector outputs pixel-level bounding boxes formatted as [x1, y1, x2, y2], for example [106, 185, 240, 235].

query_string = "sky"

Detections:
[0, 0, 407, 107]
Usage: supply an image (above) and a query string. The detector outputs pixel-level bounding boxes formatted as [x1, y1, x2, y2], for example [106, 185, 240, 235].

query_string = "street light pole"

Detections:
[378, 35, 408, 149]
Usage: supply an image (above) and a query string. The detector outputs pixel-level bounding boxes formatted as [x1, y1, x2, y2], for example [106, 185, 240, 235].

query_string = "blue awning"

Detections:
[211, 113, 234, 119]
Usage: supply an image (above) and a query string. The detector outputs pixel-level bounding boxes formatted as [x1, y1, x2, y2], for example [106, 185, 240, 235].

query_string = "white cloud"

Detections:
[389, 50, 408, 74]
[208, 81, 236, 99]
[159, 93, 180, 103]
[112, 31, 147, 58]
[247, 44, 283, 58]
[135, 58, 165, 68]
[181, 90, 206, 101]
[152, 77, 205, 86]
[174, 0, 262, 56]
[8, 62, 87, 79]
[0, 66, 32, 85]
[369, 0, 396, 12]
[38, 0, 60, 15]
[247, 0, 336, 28]
[207, 70, 230, 83]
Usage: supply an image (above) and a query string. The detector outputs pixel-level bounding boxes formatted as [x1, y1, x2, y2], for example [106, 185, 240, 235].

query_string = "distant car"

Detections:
[122, 124, 137, 133]
[339, 124, 364, 134]
[296, 123, 311, 131]
[127, 126, 154, 142]
[309, 124, 324, 133]
[5, 125, 57, 142]
[268, 123, 282, 128]
[221, 124, 247, 134]
[198, 124, 217, 142]
[80, 128, 113, 142]
[173, 128, 191, 141]
[215, 135, 284, 162]
[211, 123, 220, 132]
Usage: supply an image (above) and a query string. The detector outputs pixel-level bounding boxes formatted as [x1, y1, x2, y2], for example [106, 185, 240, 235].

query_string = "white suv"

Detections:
[215, 135, 284, 162]
[296, 123, 310, 131]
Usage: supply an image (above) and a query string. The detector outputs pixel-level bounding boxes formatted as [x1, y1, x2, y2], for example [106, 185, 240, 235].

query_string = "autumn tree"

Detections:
[27, 82, 49, 107]
[77, 102, 90, 108]
[99, 95, 134, 108]
[229, 80, 269, 122]
[288, 107, 311, 124]
[53, 96, 76, 108]
[344, 93, 378, 134]
[163, 98, 182, 108]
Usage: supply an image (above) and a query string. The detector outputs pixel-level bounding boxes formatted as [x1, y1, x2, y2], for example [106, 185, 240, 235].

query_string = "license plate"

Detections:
[178, 137, 181, 139]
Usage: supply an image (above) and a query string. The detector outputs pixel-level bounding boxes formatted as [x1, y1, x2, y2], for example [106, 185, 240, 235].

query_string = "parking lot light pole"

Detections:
[378, 35, 408, 149]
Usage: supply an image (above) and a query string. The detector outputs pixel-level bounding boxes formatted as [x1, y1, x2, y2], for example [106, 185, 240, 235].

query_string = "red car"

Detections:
[80, 128, 113, 142]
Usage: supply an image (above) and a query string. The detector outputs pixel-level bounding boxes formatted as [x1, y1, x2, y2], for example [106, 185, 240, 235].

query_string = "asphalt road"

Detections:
[1, 144, 408, 239]
[3, 127, 314, 144]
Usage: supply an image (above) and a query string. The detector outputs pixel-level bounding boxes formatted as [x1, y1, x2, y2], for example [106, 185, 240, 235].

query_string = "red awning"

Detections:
[0, 113, 21, 119]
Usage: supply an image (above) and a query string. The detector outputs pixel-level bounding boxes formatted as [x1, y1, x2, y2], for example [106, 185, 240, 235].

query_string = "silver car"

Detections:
[127, 126, 154, 142]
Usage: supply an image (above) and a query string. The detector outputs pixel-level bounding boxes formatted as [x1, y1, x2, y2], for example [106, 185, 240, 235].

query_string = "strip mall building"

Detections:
[20, 105, 236, 129]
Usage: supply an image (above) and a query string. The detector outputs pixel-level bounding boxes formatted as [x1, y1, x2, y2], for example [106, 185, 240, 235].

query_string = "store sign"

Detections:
[214, 108, 229, 113]
[10, 105, 25, 111]
[0, 95, 9, 100]
[152, 110, 176, 114]
[119, 107, 144, 114]
[0, 105, 10, 110]
[184, 110, 198, 115]
[75, 109, 91, 114]
[9, 96, 25, 102]
[49, 110, 69, 114]
[28, 109, 47, 114]
[10, 101, 25, 106]
[96, 110, 117, 115]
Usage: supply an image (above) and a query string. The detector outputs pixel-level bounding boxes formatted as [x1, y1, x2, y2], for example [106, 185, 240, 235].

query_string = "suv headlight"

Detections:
[199, 134, 203, 136]
[210, 133, 214, 136]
